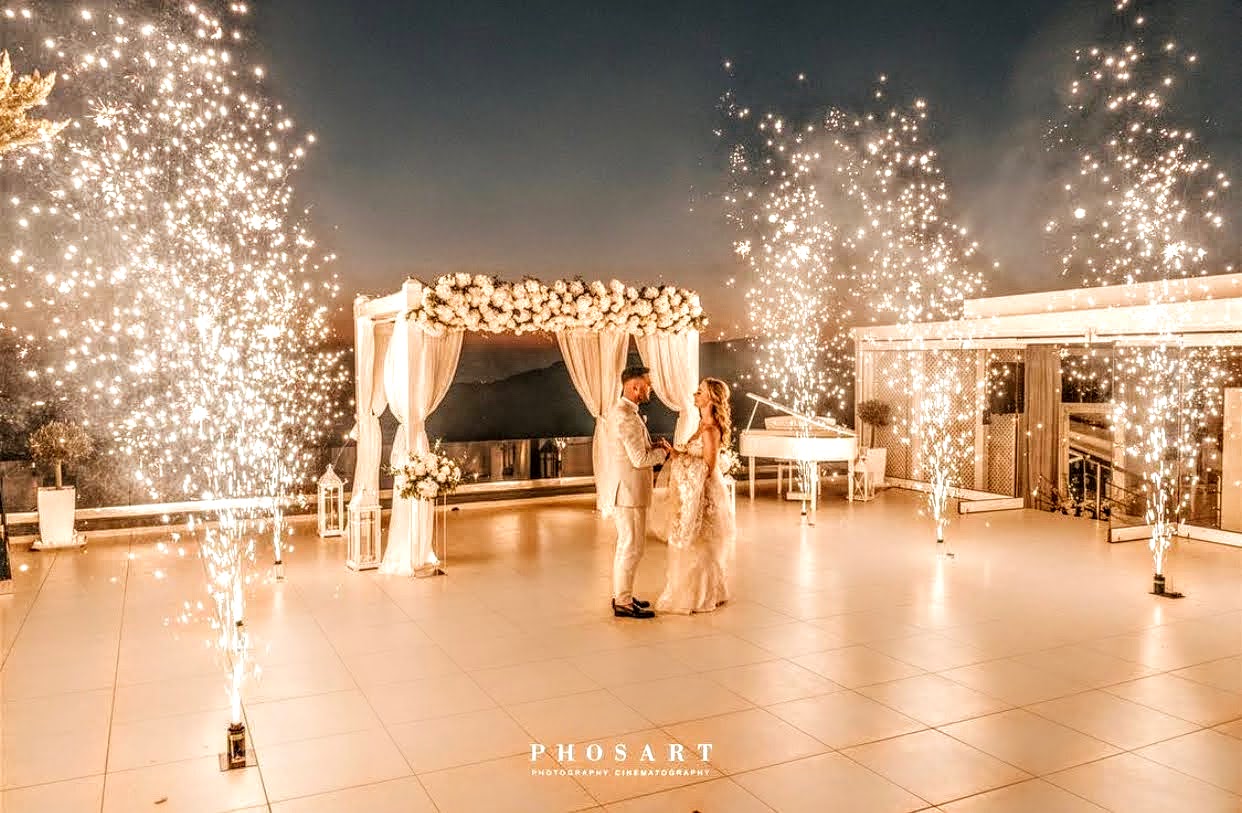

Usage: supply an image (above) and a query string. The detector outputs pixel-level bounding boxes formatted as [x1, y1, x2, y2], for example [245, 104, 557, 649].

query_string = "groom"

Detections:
[607, 366, 671, 619]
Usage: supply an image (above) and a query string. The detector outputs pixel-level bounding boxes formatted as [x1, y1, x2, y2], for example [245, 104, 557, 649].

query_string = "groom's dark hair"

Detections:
[621, 365, 651, 384]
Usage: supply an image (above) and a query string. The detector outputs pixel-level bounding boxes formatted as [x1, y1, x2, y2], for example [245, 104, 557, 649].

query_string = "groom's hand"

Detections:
[656, 437, 673, 455]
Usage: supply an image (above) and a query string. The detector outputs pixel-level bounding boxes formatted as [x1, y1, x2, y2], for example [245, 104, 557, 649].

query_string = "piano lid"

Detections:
[744, 393, 856, 438]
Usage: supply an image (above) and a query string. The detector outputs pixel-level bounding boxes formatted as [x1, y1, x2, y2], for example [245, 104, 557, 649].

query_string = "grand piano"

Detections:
[738, 393, 858, 525]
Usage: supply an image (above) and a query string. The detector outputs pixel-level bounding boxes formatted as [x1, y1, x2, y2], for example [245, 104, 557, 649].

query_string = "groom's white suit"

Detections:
[607, 396, 668, 606]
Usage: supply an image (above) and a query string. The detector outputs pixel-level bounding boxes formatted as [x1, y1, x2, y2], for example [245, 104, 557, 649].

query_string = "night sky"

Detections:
[254, 0, 1242, 338]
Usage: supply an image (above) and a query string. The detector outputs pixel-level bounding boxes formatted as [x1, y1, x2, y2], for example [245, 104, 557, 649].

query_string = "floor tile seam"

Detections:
[381, 603, 661, 798]
[1016, 701, 1201, 750]
[582, 773, 763, 810]
[98, 541, 133, 813]
[0, 550, 56, 673]
[731, 748, 939, 810]
[298, 599, 433, 810]
[1038, 748, 1224, 795]
[930, 774, 1084, 810]
[918, 725, 1038, 780]
[1096, 684, 1240, 726]
[841, 682, 1013, 729]
[1167, 658, 1242, 688]
[0, 768, 106, 795]
[1119, 738, 1242, 796]
[928, 669, 1087, 706]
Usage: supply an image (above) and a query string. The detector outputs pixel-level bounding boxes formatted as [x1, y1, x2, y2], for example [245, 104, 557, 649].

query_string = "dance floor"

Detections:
[2, 487, 1240, 812]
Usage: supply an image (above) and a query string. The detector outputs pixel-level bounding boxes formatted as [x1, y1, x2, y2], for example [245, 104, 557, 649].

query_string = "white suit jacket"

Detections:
[607, 397, 667, 509]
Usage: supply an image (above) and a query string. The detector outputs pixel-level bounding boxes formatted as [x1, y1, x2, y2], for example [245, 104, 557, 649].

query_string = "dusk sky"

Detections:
[255, 0, 1242, 339]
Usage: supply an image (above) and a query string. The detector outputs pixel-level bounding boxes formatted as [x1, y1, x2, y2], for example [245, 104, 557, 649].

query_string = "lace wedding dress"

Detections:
[656, 435, 736, 614]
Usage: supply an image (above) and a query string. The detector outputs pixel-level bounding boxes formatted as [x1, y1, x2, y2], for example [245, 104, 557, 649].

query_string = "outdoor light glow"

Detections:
[723, 85, 983, 421]
[1, 3, 347, 724]
[1045, 3, 1235, 583]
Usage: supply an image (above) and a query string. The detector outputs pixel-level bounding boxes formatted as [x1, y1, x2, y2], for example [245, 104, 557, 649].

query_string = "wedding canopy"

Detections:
[351, 275, 706, 573]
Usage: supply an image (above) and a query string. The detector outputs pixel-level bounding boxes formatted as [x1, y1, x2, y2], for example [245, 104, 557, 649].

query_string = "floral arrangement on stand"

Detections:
[392, 444, 464, 501]
[402, 274, 707, 336]
[719, 446, 743, 479]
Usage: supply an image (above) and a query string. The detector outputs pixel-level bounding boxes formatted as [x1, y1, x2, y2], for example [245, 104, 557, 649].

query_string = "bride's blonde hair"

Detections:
[702, 377, 732, 448]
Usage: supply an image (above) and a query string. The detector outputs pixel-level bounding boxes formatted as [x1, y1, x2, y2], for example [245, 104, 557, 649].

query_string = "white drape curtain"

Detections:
[349, 316, 393, 509]
[557, 328, 629, 513]
[380, 316, 464, 575]
[637, 329, 700, 445]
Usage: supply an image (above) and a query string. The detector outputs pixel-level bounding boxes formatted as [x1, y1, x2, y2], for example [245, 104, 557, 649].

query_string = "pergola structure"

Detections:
[351, 275, 706, 573]
[852, 273, 1242, 547]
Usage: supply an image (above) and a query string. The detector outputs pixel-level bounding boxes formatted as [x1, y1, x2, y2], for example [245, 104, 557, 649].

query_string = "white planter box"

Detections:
[35, 486, 79, 549]
[865, 448, 888, 487]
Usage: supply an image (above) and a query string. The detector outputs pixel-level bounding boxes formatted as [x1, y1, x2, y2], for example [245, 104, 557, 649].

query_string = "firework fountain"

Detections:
[1044, 0, 1234, 594]
[724, 76, 983, 541]
[1, 2, 345, 763]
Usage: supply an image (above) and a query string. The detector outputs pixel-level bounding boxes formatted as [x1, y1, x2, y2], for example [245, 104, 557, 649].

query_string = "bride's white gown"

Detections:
[656, 436, 736, 614]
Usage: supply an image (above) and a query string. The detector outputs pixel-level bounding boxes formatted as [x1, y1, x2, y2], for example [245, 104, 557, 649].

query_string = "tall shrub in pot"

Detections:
[856, 399, 892, 449]
[28, 420, 93, 548]
[856, 399, 892, 487]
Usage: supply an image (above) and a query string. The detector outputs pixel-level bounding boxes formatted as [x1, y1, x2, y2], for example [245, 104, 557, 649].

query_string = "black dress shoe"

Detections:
[612, 600, 655, 619]
[632, 596, 651, 609]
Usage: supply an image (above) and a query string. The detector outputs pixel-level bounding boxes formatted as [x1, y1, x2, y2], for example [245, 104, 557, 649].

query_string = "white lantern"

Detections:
[347, 497, 382, 571]
[317, 464, 345, 537]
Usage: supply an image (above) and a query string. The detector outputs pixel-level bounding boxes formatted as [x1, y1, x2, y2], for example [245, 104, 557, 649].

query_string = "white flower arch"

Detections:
[351, 276, 706, 574]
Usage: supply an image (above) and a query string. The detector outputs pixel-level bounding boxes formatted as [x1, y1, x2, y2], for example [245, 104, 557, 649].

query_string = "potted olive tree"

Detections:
[29, 420, 93, 549]
[856, 399, 891, 487]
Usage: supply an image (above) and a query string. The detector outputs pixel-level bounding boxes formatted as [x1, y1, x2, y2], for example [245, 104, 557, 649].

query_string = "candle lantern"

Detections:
[317, 464, 345, 537]
[347, 495, 382, 571]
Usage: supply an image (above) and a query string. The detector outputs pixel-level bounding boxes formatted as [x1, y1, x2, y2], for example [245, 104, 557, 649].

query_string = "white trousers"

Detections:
[612, 506, 647, 605]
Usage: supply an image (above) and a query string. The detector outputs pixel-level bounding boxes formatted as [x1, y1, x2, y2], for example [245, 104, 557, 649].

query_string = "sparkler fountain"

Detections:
[1, 2, 346, 765]
[1044, 0, 1234, 595]
[724, 76, 983, 542]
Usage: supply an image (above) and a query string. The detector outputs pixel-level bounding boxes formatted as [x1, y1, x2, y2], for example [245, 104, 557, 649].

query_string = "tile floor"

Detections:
[1, 487, 1240, 812]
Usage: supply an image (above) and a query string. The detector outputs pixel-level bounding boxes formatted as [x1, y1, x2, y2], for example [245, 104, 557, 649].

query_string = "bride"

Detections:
[656, 377, 736, 614]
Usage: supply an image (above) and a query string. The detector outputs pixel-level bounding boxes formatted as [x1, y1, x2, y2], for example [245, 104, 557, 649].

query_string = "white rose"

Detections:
[642, 286, 658, 299]
[662, 285, 675, 296]
[473, 273, 491, 288]
[654, 296, 671, 313]
[625, 286, 639, 300]
[417, 480, 438, 499]
[569, 280, 585, 296]
[636, 300, 653, 316]
[435, 283, 453, 300]
[454, 272, 471, 287]
[590, 280, 606, 296]
[435, 305, 454, 323]
[609, 279, 625, 294]
[553, 280, 568, 294]
[412, 460, 426, 476]
[439, 464, 450, 478]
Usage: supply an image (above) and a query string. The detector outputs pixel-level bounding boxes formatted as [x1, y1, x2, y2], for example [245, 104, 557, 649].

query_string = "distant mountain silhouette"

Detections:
[426, 339, 783, 442]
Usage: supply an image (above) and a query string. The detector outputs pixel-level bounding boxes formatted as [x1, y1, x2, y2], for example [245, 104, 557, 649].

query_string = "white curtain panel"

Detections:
[380, 317, 463, 575]
[557, 328, 629, 513]
[637, 329, 700, 445]
[349, 315, 391, 509]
